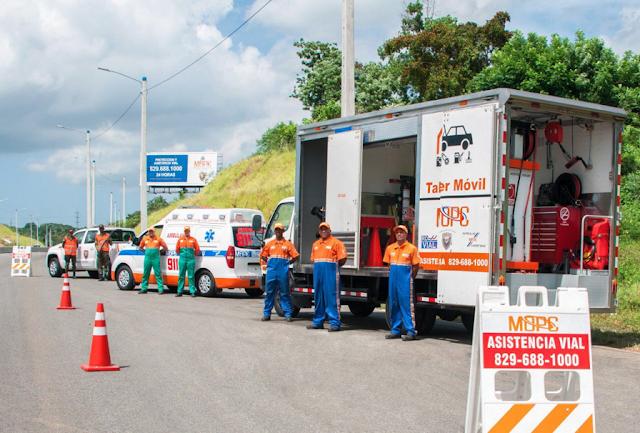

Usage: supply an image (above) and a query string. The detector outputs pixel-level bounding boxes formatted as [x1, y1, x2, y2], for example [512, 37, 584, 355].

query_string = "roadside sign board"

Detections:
[465, 285, 595, 432]
[147, 152, 223, 188]
[11, 246, 31, 277]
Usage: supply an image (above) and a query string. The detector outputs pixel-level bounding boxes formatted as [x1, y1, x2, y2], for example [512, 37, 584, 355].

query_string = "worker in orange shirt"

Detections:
[260, 222, 299, 321]
[94, 224, 112, 281]
[307, 222, 347, 332]
[138, 227, 168, 294]
[175, 226, 200, 298]
[61, 229, 79, 278]
[383, 225, 421, 341]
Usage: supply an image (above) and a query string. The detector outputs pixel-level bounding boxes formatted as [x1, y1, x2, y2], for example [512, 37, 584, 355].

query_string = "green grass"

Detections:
[590, 238, 640, 351]
[135, 149, 296, 233]
[0, 224, 36, 247]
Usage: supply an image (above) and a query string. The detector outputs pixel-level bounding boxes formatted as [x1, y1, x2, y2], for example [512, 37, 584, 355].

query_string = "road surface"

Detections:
[1, 253, 638, 432]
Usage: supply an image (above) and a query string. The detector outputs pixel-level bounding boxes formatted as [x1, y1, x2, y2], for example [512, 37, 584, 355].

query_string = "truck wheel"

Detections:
[116, 265, 135, 290]
[437, 310, 459, 321]
[461, 313, 474, 333]
[88, 271, 99, 279]
[245, 288, 264, 298]
[274, 291, 301, 318]
[348, 303, 376, 317]
[416, 308, 437, 335]
[48, 257, 62, 278]
[196, 270, 218, 297]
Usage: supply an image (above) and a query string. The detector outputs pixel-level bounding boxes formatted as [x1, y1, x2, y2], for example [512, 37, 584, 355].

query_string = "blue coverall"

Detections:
[264, 257, 292, 317]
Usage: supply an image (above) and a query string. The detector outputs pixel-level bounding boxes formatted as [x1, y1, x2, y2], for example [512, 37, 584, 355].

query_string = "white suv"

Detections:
[47, 227, 136, 278]
[111, 208, 264, 297]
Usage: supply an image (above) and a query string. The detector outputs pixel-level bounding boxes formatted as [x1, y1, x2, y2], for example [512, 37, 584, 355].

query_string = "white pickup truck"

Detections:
[46, 227, 136, 278]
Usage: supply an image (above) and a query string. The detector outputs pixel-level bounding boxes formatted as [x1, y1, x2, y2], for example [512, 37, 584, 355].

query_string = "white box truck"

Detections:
[271, 88, 624, 334]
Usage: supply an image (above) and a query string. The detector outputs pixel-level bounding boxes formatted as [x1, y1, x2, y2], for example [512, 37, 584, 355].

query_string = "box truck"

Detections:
[265, 89, 625, 334]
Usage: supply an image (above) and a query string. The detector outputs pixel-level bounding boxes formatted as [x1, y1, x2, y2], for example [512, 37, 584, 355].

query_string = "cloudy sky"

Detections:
[1, 0, 638, 229]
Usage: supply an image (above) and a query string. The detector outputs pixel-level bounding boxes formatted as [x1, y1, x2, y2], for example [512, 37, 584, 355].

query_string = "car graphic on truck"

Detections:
[441, 125, 473, 151]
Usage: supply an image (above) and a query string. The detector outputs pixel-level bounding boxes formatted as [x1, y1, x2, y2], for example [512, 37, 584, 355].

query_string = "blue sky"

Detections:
[1, 0, 638, 229]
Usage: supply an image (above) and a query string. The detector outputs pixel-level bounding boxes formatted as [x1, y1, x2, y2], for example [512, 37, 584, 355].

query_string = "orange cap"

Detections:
[393, 225, 408, 234]
[274, 222, 285, 230]
[319, 222, 331, 230]
[184, 226, 191, 231]
[148, 227, 155, 233]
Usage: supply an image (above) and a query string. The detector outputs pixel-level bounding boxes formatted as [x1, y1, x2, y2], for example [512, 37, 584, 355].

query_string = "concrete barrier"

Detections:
[0, 247, 48, 254]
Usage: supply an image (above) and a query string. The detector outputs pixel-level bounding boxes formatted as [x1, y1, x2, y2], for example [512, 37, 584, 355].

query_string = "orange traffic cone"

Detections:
[81, 303, 120, 372]
[56, 273, 76, 310]
[365, 228, 384, 267]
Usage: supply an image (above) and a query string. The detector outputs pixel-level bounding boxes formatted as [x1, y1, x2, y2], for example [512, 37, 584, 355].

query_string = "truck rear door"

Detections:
[325, 129, 363, 268]
[418, 104, 499, 306]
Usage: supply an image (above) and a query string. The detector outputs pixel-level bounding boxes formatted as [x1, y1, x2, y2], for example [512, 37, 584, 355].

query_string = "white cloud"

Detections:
[608, 7, 640, 54]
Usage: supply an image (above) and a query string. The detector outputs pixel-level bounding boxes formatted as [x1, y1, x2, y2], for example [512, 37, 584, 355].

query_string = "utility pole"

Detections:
[122, 176, 126, 227]
[114, 202, 117, 227]
[75, 211, 80, 229]
[110, 192, 113, 225]
[49, 226, 52, 247]
[141, 77, 148, 232]
[341, 0, 355, 118]
[29, 215, 33, 247]
[36, 218, 39, 246]
[86, 131, 91, 228]
[91, 160, 96, 227]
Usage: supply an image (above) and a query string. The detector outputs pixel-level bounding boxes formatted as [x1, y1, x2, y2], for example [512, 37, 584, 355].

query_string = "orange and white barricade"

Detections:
[11, 246, 32, 277]
[465, 286, 595, 433]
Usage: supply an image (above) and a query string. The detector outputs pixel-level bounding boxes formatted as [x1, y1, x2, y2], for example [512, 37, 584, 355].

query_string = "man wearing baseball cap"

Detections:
[307, 222, 348, 332]
[260, 222, 299, 321]
[138, 227, 168, 294]
[383, 225, 421, 341]
[175, 226, 201, 298]
[94, 224, 112, 281]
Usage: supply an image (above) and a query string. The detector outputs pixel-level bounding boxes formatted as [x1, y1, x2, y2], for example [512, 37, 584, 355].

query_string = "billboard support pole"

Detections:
[140, 77, 148, 232]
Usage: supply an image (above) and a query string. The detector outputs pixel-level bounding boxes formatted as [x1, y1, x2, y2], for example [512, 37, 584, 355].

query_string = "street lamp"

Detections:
[58, 125, 91, 228]
[15, 208, 26, 246]
[98, 67, 147, 232]
[92, 160, 96, 227]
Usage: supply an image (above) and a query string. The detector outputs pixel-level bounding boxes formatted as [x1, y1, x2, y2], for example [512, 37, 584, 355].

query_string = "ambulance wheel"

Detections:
[274, 291, 300, 318]
[461, 313, 474, 333]
[416, 308, 437, 335]
[348, 303, 376, 317]
[116, 265, 135, 291]
[245, 288, 264, 298]
[88, 271, 99, 279]
[48, 257, 62, 277]
[196, 270, 218, 297]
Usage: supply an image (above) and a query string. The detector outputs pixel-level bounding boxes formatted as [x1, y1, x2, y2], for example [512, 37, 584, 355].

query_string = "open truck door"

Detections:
[418, 104, 499, 306]
[325, 129, 363, 269]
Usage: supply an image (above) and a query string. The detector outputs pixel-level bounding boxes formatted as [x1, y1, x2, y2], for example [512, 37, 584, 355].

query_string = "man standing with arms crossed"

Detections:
[94, 225, 112, 281]
[175, 226, 200, 298]
[307, 222, 347, 332]
[383, 225, 421, 341]
[138, 227, 168, 295]
[260, 222, 299, 322]
[61, 229, 78, 278]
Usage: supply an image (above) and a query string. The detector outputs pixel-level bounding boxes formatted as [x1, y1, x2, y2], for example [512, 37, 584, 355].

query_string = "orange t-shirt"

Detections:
[310, 236, 348, 263]
[383, 241, 421, 266]
[140, 236, 167, 250]
[176, 236, 201, 256]
[261, 238, 299, 264]
[95, 233, 111, 252]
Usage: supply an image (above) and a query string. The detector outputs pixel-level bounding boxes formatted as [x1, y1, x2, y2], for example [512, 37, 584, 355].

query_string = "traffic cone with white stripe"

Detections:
[56, 273, 76, 310]
[81, 303, 120, 372]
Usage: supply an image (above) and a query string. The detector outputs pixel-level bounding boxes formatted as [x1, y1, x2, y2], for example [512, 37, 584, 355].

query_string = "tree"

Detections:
[381, 12, 512, 101]
[256, 121, 298, 153]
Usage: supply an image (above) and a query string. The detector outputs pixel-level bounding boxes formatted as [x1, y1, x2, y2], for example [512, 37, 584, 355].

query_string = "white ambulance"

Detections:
[111, 207, 265, 297]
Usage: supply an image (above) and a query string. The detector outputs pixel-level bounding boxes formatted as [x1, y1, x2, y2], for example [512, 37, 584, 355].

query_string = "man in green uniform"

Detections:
[138, 228, 168, 295]
[175, 226, 201, 298]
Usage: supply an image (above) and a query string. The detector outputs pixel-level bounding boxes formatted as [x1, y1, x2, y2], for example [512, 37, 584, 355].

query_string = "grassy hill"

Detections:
[136, 149, 296, 232]
[0, 224, 36, 247]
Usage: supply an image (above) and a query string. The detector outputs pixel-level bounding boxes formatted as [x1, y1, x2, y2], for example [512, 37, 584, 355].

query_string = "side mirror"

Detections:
[133, 237, 141, 246]
[252, 215, 262, 232]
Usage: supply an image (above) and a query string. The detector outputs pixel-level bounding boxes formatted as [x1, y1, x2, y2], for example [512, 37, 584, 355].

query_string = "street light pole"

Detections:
[122, 176, 126, 227]
[110, 192, 113, 225]
[114, 202, 117, 227]
[141, 77, 148, 232]
[91, 160, 96, 227]
[15, 208, 26, 246]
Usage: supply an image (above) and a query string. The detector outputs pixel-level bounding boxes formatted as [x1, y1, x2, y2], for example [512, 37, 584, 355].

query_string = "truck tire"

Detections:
[196, 270, 218, 297]
[88, 271, 99, 279]
[274, 291, 301, 318]
[116, 265, 135, 290]
[437, 310, 459, 321]
[348, 303, 376, 317]
[245, 288, 264, 298]
[461, 313, 474, 333]
[416, 308, 437, 335]
[48, 257, 63, 278]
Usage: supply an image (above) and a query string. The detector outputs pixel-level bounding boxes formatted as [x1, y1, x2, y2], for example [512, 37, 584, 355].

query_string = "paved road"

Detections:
[1, 253, 638, 432]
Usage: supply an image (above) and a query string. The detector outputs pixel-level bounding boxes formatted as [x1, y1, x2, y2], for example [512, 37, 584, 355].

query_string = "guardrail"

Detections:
[0, 247, 48, 254]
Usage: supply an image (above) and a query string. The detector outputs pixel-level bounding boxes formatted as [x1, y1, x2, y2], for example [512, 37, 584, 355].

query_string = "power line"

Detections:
[148, 0, 273, 91]
[93, 92, 141, 140]
[95, 168, 120, 183]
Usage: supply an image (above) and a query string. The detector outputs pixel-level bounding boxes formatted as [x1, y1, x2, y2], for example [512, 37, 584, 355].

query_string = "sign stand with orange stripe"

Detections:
[11, 246, 31, 277]
[465, 285, 595, 432]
